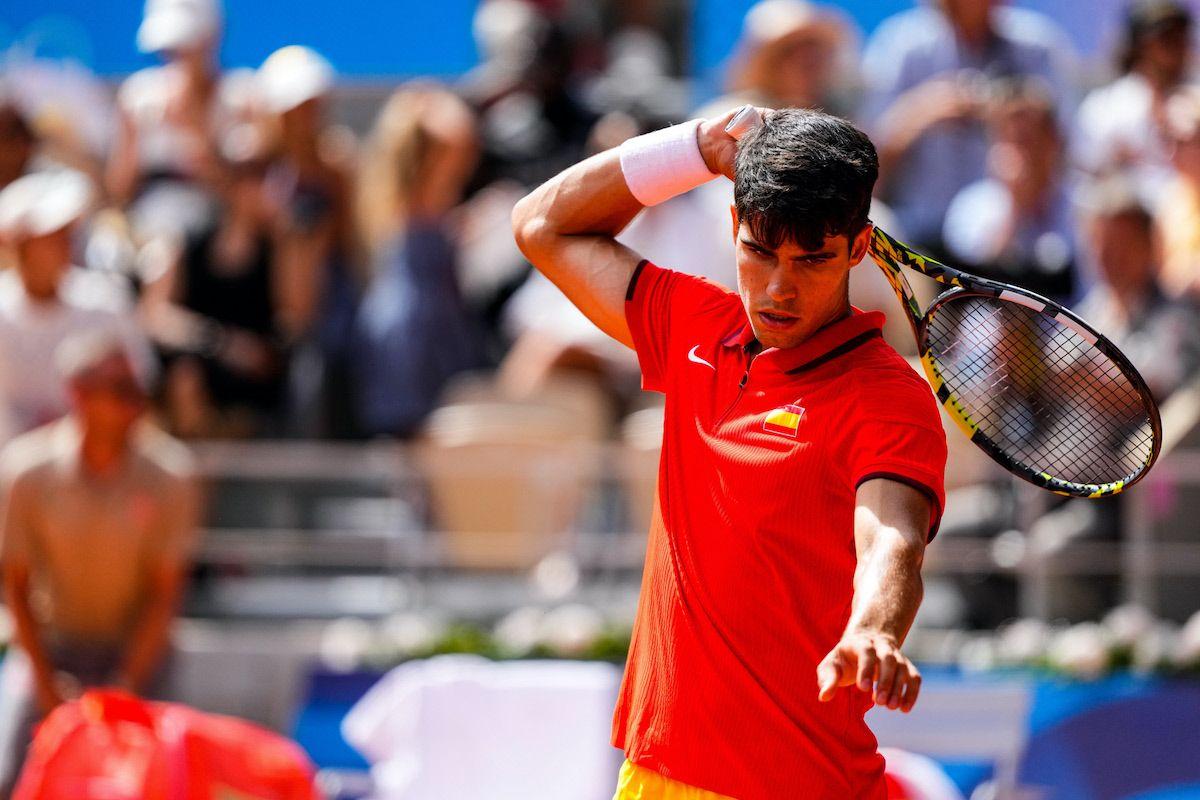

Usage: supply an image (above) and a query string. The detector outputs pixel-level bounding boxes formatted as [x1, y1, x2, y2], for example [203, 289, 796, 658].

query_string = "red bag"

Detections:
[14, 690, 318, 800]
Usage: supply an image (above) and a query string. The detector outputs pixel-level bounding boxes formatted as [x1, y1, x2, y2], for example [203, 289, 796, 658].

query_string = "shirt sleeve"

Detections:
[624, 260, 737, 393]
[847, 375, 949, 541]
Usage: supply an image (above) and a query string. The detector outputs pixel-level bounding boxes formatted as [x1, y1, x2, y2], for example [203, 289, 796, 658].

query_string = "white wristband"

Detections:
[619, 119, 718, 207]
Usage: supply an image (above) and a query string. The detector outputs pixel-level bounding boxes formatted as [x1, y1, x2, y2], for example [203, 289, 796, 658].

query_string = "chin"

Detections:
[752, 327, 803, 351]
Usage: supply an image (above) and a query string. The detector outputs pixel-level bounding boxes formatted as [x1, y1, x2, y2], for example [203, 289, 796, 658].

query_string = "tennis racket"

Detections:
[725, 105, 1161, 498]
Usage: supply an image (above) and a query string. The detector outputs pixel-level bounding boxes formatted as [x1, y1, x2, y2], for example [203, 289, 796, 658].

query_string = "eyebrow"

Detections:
[740, 237, 837, 261]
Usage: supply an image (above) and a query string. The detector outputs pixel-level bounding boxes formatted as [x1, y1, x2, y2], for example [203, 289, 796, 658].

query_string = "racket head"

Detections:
[915, 285, 1162, 497]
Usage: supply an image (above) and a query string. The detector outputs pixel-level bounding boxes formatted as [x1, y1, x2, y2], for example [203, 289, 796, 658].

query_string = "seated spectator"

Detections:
[352, 86, 485, 438]
[1155, 86, 1200, 301]
[1074, 0, 1192, 199]
[943, 79, 1076, 301]
[258, 45, 361, 437]
[140, 144, 288, 439]
[0, 170, 151, 443]
[1075, 177, 1200, 400]
[108, 0, 236, 240]
[0, 332, 198, 793]
[707, 0, 858, 117]
[863, 0, 1076, 254]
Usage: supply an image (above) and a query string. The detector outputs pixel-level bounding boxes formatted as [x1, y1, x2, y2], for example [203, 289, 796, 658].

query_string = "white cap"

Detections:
[258, 46, 334, 114]
[0, 170, 93, 241]
[137, 0, 222, 53]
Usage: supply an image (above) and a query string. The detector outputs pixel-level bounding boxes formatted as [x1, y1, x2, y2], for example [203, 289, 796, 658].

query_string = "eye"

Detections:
[742, 241, 770, 257]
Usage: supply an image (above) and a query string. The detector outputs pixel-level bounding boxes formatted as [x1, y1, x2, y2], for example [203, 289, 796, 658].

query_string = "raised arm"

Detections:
[816, 477, 931, 713]
[510, 109, 741, 348]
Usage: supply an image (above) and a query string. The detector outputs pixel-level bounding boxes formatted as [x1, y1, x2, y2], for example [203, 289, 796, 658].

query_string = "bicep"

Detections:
[854, 477, 931, 563]
[512, 149, 646, 349]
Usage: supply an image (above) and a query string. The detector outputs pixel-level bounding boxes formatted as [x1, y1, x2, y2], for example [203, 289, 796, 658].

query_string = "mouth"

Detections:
[756, 310, 800, 331]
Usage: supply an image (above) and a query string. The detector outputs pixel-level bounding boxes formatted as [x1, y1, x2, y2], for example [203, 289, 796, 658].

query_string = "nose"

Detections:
[765, 266, 798, 304]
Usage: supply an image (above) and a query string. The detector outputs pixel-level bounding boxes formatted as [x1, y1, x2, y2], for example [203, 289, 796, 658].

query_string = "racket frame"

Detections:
[868, 226, 1162, 498]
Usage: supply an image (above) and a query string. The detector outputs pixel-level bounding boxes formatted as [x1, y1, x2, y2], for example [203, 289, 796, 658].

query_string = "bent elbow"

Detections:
[511, 196, 553, 260]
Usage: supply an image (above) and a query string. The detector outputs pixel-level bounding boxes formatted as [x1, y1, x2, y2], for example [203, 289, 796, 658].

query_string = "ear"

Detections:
[729, 204, 739, 243]
[849, 223, 873, 266]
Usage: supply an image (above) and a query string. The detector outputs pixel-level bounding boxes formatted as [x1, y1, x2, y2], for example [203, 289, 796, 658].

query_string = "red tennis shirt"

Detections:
[612, 261, 948, 799]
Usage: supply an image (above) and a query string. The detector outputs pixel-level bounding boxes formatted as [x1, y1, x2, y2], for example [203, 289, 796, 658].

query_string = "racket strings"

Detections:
[925, 296, 1155, 487]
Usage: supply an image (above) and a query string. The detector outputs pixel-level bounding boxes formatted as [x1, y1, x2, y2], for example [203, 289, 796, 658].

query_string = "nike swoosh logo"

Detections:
[688, 345, 716, 370]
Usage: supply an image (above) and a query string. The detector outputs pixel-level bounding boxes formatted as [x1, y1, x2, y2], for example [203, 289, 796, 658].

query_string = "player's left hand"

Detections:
[816, 631, 921, 713]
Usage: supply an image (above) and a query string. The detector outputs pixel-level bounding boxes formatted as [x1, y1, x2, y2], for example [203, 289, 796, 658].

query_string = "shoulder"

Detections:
[133, 424, 196, 484]
[0, 423, 64, 486]
[994, 7, 1073, 53]
[947, 179, 1007, 219]
[118, 66, 174, 113]
[866, 8, 949, 53]
[0, 272, 22, 315]
[839, 340, 944, 429]
[1081, 74, 1149, 115]
[61, 268, 134, 313]
[631, 260, 739, 314]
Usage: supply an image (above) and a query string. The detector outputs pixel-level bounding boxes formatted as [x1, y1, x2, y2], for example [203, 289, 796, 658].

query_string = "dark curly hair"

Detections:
[733, 108, 878, 252]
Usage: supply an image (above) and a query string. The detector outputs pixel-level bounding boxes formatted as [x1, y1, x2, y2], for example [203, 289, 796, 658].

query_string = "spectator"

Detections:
[1074, 0, 1193, 198]
[352, 85, 484, 438]
[108, 0, 235, 240]
[257, 46, 362, 438]
[140, 143, 288, 439]
[1075, 177, 1200, 400]
[710, 0, 858, 117]
[943, 79, 1076, 301]
[0, 101, 36, 192]
[863, 0, 1075, 254]
[1155, 85, 1200, 300]
[461, 0, 597, 189]
[0, 171, 151, 443]
[0, 332, 198, 793]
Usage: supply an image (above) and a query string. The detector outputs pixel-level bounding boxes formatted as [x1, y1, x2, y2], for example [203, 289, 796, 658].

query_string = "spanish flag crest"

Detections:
[763, 403, 805, 437]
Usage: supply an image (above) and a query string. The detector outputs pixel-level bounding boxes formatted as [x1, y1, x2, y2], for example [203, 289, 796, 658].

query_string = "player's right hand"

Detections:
[697, 106, 770, 181]
[816, 632, 922, 713]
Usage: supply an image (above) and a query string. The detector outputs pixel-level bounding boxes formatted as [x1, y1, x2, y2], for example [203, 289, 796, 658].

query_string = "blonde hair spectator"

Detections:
[723, 0, 858, 113]
[355, 85, 479, 260]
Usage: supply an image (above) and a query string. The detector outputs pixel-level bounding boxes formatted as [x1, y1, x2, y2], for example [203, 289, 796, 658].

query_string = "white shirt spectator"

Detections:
[943, 179, 1076, 298]
[1073, 73, 1179, 201]
[862, 5, 1076, 246]
[0, 268, 152, 442]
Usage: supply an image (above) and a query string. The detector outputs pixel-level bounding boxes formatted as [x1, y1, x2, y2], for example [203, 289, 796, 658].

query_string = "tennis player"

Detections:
[512, 107, 948, 799]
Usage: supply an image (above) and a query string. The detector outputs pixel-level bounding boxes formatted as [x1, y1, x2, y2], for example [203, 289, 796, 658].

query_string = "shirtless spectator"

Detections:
[0, 333, 198, 793]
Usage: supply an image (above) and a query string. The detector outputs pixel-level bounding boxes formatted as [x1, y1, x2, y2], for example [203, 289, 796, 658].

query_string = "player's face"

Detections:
[731, 211, 871, 349]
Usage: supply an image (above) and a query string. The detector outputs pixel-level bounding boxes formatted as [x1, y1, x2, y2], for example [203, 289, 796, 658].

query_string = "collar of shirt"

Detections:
[719, 308, 886, 377]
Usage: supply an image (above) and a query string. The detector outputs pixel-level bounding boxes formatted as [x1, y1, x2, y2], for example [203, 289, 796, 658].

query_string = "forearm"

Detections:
[117, 596, 178, 692]
[845, 528, 924, 646]
[4, 577, 57, 686]
[513, 149, 644, 252]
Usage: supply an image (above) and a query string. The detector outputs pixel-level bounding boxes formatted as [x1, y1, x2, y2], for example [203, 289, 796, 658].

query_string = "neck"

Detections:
[953, 18, 993, 50]
[79, 427, 128, 477]
[1134, 63, 1178, 94]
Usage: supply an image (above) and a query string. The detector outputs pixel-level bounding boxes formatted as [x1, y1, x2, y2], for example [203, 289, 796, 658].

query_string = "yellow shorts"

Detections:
[612, 759, 736, 800]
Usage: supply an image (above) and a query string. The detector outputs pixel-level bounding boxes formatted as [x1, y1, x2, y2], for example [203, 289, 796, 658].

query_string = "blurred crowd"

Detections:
[3, 0, 1200, 447]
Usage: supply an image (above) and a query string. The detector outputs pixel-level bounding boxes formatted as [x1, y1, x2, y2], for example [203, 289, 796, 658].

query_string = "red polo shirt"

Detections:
[612, 262, 948, 800]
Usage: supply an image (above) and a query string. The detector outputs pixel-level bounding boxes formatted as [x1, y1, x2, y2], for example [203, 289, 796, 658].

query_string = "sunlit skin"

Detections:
[15, 226, 72, 303]
[730, 208, 872, 350]
[68, 354, 147, 449]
